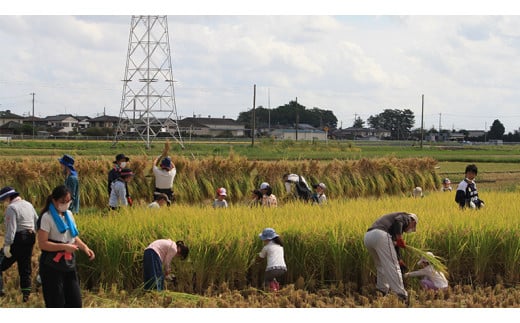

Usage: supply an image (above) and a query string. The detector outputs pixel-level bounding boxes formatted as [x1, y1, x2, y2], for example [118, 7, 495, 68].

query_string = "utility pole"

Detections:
[267, 88, 271, 133]
[251, 84, 256, 146]
[30, 92, 35, 138]
[295, 97, 298, 141]
[420, 94, 424, 149]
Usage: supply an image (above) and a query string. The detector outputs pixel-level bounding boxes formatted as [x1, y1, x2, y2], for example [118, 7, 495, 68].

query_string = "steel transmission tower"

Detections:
[113, 15, 184, 149]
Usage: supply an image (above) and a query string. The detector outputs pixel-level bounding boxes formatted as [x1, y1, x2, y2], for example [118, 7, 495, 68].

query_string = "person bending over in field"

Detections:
[283, 173, 312, 201]
[455, 164, 484, 209]
[143, 239, 189, 291]
[363, 212, 418, 303]
[404, 252, 448, 291]
[256, 228, 287, 292]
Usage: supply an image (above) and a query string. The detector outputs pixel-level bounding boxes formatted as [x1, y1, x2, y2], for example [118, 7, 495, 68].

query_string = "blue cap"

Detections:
[259, 228, 279, 240]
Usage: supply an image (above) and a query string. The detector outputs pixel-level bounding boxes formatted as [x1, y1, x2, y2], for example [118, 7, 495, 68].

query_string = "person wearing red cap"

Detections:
[0, 186, 38, 302]
[213, 187, 228, 208]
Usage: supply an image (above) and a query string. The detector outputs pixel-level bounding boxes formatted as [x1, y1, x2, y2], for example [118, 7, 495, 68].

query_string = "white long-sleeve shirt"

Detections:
[406, 265, 448, 289]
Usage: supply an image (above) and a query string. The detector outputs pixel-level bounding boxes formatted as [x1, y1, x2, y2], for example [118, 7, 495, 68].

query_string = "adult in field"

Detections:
[283, 173, 312, 201]
[455, 164, 484, 209]
[108, 153, 131, 202]
[152, 155, 176, 203]
[363, 212, 418, 303]
[37, 185, 95, 308]
[143, 239, 189, 291]
[0, 186, 38, 302]
[259, 182, 277, 207]
[109, 168, 134, 209]
[58, 154, 80, 214]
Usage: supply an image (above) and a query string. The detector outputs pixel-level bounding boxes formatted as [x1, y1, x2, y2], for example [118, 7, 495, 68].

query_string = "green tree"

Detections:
[237, 101, 338, 130]
[367, 109, 415, 140]
[488, 119, 505, 140]
[352, 117, 365, 128]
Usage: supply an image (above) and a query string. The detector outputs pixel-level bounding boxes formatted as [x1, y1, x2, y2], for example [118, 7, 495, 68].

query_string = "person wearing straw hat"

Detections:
[109, 168, 135, 209]
[58, 154, 79, 214]
[213, 187, 228, 208]
[363, 212, 418, 303]
[404, 251, 448, 290]
[0, 186, 38, 302]
[256, 228, 287, 291]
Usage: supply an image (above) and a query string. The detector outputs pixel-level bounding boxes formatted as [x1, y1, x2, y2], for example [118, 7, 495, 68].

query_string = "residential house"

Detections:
[44, 114, 79, 133]
[178, 116, 246, 137]
[270, 128, 327, 141]
[0, 110, 24, 126]
[331, 127, 391, 140]
[89, 115, 120, 129]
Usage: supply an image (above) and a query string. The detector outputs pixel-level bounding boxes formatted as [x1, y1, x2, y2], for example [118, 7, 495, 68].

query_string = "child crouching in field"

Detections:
[256, 228, 287, 291]
[404, 252, 448, 291]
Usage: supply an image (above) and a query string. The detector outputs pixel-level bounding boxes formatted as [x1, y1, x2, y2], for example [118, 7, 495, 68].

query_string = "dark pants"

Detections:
[0, 230, 36, 296]
[143, 248, 164, 291]
[154, 187, 174, 203]
[264, 268, 286, 288]
[39, 260, 82, 307]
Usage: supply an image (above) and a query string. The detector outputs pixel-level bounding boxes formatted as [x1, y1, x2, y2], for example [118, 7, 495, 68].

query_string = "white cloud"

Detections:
[1, 15, 520, 132]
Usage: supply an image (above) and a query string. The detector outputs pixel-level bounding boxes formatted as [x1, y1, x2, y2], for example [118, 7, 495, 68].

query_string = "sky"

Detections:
[2, 1, 520, 134]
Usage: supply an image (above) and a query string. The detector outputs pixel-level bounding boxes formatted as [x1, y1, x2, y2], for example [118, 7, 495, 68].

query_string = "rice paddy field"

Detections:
[1, 139, 520, 312]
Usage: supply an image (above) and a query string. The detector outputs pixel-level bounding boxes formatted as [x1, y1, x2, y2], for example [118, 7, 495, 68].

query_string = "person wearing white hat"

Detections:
[213, 187, 229, 208]
[0, 186, 39, 302]
[363, 212, 418, 303]
[311, 183, 327, 205]
[256, 228, 287, 291]
[404, 252, 448, 290]
[259, 182, 277, 207]
[441, 178, 452, 192]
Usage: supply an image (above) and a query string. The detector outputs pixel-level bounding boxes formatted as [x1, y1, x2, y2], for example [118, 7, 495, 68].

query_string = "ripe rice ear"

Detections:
[406, 245, 449, 278]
